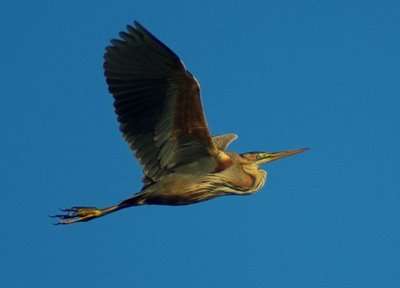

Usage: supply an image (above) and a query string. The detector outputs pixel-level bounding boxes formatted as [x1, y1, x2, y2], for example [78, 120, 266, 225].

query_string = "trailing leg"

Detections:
[52, 194, 145, 225]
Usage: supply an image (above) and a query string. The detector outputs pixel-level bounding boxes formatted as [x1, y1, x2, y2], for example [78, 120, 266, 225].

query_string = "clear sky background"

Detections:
[1, 1, 399, 287]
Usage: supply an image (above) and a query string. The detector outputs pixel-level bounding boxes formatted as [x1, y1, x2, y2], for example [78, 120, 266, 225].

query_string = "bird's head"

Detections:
[240, 147, 308, 166]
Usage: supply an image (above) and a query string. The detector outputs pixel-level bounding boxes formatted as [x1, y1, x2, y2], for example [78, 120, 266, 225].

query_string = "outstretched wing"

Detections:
[104, 22, 219, 182]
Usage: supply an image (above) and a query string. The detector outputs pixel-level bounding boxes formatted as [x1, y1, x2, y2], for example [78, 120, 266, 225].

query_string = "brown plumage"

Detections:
[53, 21, 307, 225]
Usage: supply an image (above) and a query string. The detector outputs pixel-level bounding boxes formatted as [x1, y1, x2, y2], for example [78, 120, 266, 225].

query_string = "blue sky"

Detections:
[1, 0, 399, 287]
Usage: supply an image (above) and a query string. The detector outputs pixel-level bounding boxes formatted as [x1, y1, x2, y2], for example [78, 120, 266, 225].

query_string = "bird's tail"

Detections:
[51, 193, 145, 225]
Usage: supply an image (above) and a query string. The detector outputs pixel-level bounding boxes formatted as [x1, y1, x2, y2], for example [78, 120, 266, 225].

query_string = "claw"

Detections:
[60, 208, 73, 212]
[51, 206, 104, 225]
[49, 214, 69, 219]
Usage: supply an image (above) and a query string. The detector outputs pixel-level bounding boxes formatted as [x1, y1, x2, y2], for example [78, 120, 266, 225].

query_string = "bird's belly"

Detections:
[142, 174, 219, 206]
[141, 169, 267, 205]
[145, 192, 217, 206]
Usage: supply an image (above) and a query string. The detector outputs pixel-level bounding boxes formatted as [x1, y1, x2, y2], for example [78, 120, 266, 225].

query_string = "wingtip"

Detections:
[133, 20, 145, 30]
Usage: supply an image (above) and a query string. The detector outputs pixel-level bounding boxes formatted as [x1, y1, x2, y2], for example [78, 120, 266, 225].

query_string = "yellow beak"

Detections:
[256, 147, 309, 165]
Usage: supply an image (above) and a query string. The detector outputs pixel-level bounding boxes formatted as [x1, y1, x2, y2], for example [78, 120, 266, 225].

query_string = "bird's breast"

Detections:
[238, 166, 267, 193]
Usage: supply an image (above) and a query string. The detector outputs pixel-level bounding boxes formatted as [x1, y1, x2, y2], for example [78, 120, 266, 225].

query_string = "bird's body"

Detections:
[53, 22, 307, 225]
[139, 151, 267, 206]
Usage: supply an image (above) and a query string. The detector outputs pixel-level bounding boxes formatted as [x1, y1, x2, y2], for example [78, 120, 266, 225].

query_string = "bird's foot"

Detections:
[51, 206, 103, 225]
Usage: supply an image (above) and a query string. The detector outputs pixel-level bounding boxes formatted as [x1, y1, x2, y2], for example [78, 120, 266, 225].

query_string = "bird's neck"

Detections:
[242, 165, 267, 192]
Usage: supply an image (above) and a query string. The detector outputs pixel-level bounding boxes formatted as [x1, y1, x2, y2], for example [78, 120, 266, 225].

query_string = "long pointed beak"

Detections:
[256, 147, 309, 165]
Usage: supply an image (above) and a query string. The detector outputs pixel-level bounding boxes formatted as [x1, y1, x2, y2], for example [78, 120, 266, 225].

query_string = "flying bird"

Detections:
[53, 21, 307, 224]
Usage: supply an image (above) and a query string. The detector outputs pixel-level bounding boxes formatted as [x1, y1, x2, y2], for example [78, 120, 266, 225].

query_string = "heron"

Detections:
[53, 21, 308, 225]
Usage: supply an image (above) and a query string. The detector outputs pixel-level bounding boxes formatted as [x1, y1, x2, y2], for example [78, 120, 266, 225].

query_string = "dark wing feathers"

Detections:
[104, 22, 217, 182]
